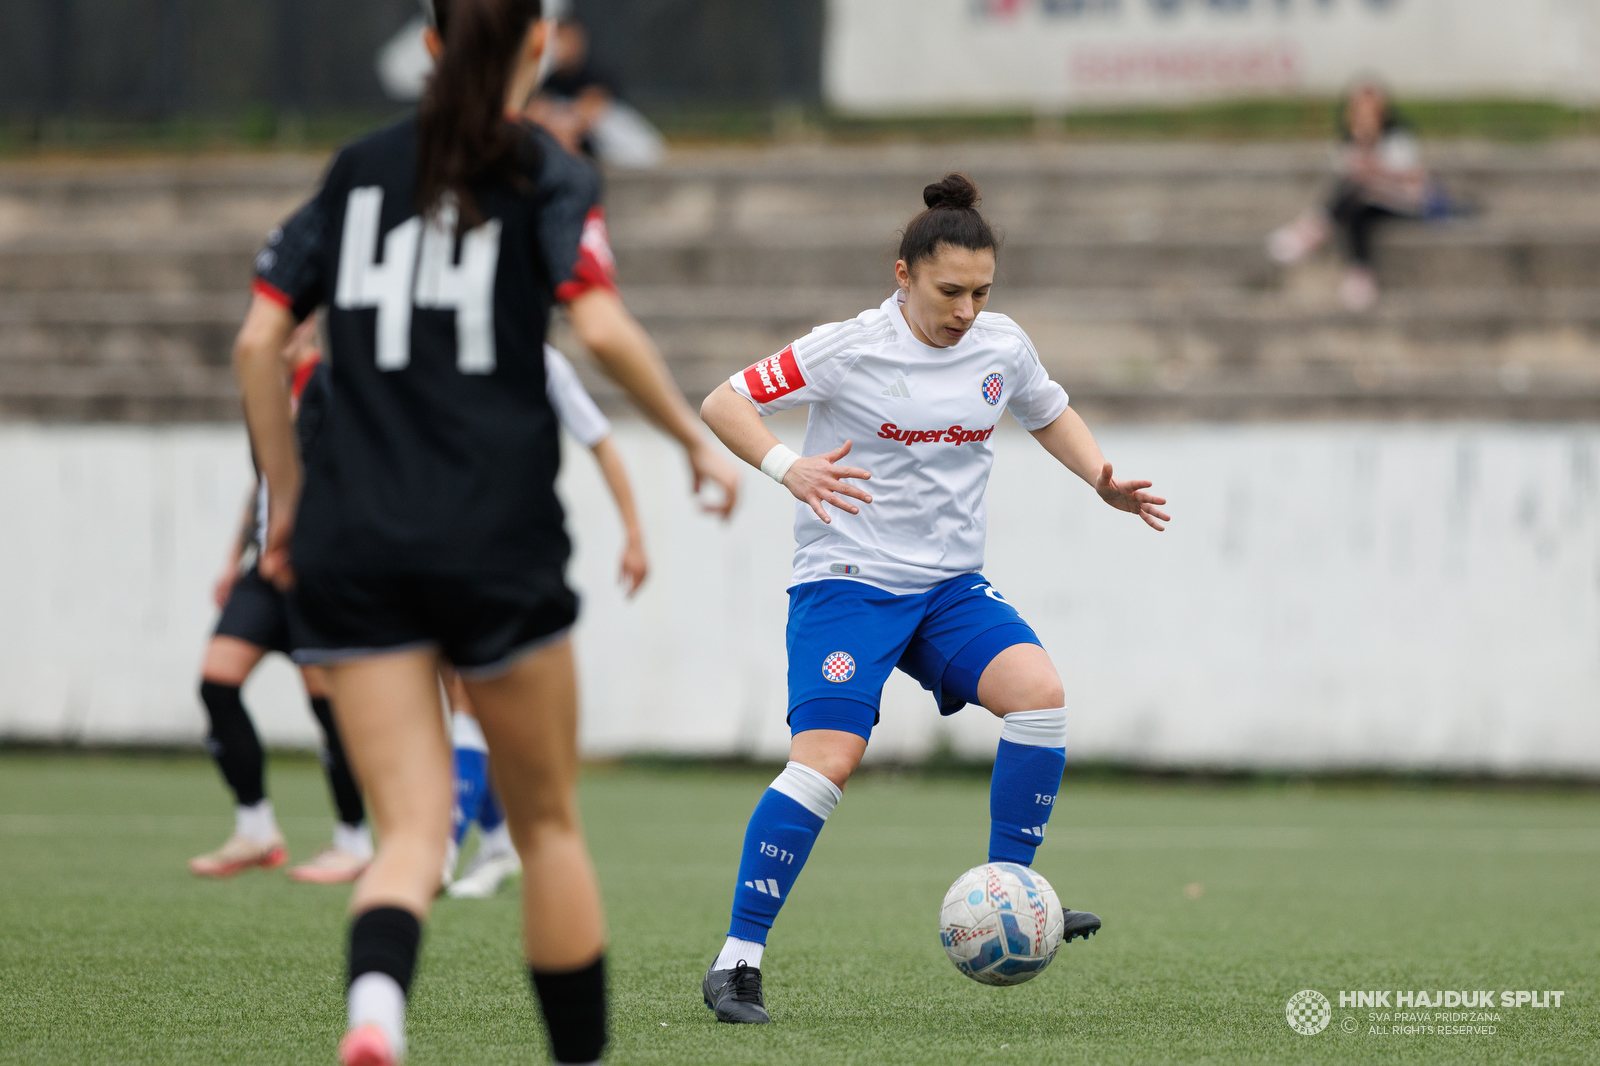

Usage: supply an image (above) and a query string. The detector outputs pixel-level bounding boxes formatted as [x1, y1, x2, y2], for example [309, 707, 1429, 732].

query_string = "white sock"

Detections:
[451, 711, 488, 752]
[769, 761, 843, 820]
[713, 936, 765, 971]
[348, 972, 406, 1058]
[235, 800, 277, 844]
[478, 822, 514, 859]
[334, 821, 373, 860]
[999, 706, 1069, 748]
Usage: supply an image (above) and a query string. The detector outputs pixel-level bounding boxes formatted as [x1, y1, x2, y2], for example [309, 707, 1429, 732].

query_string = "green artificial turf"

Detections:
[0, 752, 1596, 1065]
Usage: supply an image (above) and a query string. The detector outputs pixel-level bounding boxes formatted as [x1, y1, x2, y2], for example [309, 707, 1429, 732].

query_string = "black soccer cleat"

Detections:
[1062, 908, 1102, 944]
[703, 961, 770, 1024]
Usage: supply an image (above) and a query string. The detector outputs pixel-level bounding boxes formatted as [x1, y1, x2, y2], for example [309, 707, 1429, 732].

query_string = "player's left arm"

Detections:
[538, 161, 740, 519]
[564, 290, 739, 519]
[232, 294, 302, 582]
[1029, 408, 1170, 531]
[588, 436, 649, 596]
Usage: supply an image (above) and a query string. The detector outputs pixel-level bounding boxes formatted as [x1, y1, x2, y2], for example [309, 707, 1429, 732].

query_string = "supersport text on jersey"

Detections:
[730, 290, 1068, 594]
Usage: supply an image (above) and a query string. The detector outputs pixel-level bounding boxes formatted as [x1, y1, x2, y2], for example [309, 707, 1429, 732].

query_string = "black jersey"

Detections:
[244, 357, 332, 558]
[252, 117, 616, 576]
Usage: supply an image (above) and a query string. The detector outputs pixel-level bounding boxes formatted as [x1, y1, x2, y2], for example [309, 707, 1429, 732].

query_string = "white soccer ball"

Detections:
[939, 862, 1065, 985]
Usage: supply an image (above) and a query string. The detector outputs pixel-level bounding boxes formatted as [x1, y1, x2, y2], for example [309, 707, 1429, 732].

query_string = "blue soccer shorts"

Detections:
[785, 573, 1043, 741]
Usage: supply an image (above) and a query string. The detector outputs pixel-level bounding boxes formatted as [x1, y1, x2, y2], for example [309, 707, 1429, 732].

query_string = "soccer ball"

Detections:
[939, 862, 1065, 985]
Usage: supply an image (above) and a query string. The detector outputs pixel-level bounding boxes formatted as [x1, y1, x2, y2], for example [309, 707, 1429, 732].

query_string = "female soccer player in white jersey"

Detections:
[231, 1, 738, 1063]
[697, 174, 1169, 1023]
[445, 343, 650, 901]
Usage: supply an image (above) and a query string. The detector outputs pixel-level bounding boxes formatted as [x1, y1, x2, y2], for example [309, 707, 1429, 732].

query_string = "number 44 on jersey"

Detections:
[335, 187, 502, 374]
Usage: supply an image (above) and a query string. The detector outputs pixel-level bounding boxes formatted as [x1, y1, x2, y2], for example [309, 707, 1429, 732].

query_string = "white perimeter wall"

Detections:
[2, 418, 1598, 773]
[825, 0, 1600, 113]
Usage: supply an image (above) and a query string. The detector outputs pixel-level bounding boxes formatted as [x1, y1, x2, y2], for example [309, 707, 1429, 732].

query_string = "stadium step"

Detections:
[6, 225, 1600, 295]
[550, 283, 1600, 420]
[4, 141, 1600, 419]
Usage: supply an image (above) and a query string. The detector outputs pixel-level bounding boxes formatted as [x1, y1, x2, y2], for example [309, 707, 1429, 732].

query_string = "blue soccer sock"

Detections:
[451, 712, 489, 847]
[726, 761, 842, 945]
[477, 781, 505, 834]
[989, 707, 1069, 866]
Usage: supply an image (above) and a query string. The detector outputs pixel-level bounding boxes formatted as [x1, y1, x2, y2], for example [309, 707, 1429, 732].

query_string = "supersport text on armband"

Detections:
[878, 423, 996, 446]
[742, 346, 806, 400]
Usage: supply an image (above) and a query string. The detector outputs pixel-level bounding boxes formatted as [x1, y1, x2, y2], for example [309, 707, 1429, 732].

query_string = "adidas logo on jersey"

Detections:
[881, 378, 911, 398]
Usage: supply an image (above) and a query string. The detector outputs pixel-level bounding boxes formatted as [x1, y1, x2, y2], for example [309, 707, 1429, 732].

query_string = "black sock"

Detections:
[199, 681, 265, 807]
[309, 696, 366, 827]
[530, 955, 607, 1064]
[348, 906, 422, 993]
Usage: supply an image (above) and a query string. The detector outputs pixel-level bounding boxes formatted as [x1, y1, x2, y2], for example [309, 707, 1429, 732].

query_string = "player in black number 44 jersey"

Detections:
[232, 3, 739, 1064]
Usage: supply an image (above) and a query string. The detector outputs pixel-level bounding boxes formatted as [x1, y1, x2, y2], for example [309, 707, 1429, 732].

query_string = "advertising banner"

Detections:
[824, 0, 1600, 113]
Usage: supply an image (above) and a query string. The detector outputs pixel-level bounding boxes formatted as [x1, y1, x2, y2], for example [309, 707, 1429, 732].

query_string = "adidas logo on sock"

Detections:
[881, 378, 910, 398]
[744, 878, 782, 897]
[1022, 826, 1046, 838]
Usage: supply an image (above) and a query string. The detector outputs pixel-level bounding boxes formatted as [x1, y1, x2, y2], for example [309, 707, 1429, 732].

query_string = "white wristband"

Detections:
[759, 443, 801, 485]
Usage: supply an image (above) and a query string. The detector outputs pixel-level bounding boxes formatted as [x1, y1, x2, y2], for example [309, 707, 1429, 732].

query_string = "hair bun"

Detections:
[923, 173, 980, 211]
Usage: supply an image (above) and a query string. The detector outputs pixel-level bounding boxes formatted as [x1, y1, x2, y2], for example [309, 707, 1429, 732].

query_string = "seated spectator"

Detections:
[524, 17, 617, 160]
[1268, 82, 1432, 311]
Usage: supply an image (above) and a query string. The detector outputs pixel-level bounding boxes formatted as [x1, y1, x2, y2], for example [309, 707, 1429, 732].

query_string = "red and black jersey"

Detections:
[251, 116, 617, 577]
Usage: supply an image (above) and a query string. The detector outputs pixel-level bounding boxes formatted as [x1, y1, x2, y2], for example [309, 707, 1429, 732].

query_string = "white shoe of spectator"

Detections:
[1267, 211, 1330, 265]
[1338, 268, 1379, 312]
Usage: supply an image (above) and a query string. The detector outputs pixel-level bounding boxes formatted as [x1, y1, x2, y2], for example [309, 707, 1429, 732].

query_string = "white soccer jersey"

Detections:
[730, 291, 1068, 594]
[544, 344, 611, 448]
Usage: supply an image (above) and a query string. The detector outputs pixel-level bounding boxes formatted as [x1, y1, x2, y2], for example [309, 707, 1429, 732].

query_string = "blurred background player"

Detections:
[233, 2, 738, 1064]
[522, 12, 663, 168]
[190, 318, 371, 884]
[523, 16, 614, 161]
[446, 344, 648, 901]
[1267, 81, 1437, 311]
[696, 174, 1167, 1023]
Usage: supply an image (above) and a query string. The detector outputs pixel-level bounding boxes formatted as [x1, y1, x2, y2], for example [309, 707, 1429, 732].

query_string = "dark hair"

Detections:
[1337, 82, 1403, 143]
[417, 0, 543, 226]
[897, 173, 999, 272]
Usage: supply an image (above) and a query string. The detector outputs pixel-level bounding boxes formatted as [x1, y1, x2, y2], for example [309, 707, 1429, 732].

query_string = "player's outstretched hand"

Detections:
[212, 565, 238, 609]
[1095, 461, 1170, 531]
[783, 440, 873, 525]
[619, 534, 649, 598]
[690, 440, 741, 520]
[258, 503, 298, 590]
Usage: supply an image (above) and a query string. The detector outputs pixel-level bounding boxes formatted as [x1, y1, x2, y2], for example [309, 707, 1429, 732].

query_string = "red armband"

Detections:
[554, 206, 620, 303]
[741, 346, 807, 402]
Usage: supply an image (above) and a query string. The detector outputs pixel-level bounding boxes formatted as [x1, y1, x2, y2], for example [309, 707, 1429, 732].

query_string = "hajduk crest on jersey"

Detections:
[982, 372, 1004, 405]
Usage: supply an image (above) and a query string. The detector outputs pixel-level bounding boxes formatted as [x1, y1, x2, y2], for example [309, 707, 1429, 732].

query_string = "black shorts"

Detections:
[288, 567, 579, 679]
[214, 565, 293, 654]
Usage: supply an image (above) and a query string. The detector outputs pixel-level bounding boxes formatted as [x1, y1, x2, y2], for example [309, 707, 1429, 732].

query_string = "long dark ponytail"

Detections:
[417, 0, 543, 226]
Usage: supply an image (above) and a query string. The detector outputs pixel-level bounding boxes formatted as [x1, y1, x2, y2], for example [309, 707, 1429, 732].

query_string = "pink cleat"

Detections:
[288, 846, 370, 885]
[188, 832, 288, 878]
[338, 1023, 398, 1066]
